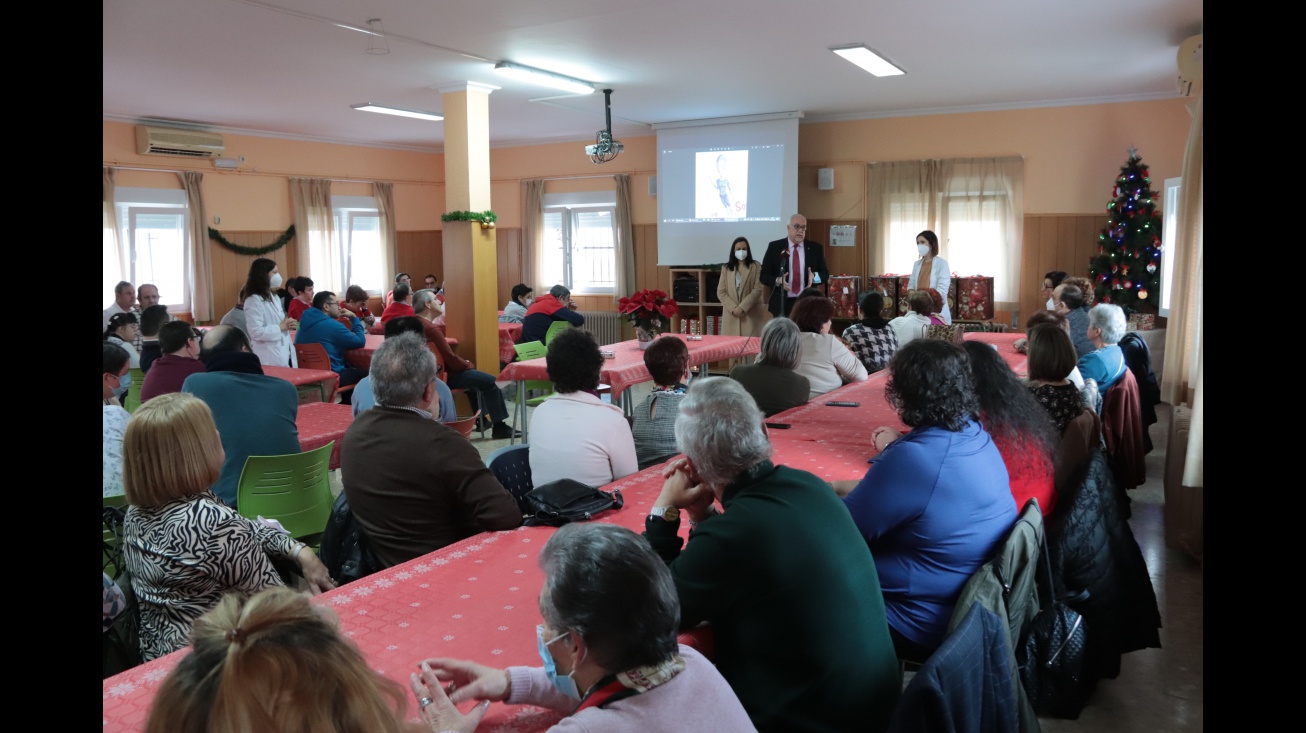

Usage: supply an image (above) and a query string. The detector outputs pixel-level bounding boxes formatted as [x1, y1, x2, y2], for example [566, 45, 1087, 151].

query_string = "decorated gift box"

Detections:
[1127, 313, 1156, 331]
[866, 276, 901, 318]
[894, 275, 960, 315]
[954, 275, 995, 321]
[828, 275, 861, 319]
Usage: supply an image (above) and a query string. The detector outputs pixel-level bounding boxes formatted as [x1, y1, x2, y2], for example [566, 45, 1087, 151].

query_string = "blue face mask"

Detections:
[116, 372, 132, 393]
[536, 624, 581, 701]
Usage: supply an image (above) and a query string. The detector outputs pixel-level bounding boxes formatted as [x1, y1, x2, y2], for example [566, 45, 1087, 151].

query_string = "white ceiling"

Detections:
[103, 0, 1203, 153]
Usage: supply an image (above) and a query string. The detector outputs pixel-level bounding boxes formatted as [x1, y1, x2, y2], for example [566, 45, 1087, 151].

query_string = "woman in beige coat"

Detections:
[716, 237, 766, 337]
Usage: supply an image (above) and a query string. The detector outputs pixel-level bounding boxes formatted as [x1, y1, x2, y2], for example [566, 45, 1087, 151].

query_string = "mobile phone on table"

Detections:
[825, 401, 860, 407]
[765, 422, 791, 429]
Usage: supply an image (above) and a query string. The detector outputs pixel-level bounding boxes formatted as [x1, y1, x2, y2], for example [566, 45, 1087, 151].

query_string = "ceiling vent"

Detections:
[135, 125, 225, 158]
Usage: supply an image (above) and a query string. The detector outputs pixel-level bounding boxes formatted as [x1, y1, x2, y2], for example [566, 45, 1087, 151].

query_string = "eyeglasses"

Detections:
[790, 224, 807, 230]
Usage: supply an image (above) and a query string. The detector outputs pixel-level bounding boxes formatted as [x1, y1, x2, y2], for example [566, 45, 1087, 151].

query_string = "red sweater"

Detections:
[380, 301, 415, 323]
[287, 298, 310, 321]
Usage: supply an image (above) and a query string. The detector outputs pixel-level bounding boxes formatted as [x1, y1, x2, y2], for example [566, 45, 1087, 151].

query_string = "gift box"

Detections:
[1127, 313, 1156, 331]
[895, 275, 960, 316]
[955, 276, 995, 321]
[866, 276, 900, 319]
[828, 275, 861, 319]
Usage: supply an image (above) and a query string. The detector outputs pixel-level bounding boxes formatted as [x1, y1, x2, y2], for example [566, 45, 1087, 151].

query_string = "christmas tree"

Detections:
[1088, 147, 1162, 311]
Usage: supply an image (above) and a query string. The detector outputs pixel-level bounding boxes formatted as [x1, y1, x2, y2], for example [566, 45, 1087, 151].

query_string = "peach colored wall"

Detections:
[106, 97, 1189, 229]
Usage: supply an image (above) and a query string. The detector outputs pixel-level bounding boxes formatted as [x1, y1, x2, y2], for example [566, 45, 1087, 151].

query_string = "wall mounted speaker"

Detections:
[648, 175, 657, 197]
[817, 167, 835, 191]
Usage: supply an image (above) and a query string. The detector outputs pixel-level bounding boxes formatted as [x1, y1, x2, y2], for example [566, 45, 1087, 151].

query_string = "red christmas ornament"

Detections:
[1139, 288, 1148, 299]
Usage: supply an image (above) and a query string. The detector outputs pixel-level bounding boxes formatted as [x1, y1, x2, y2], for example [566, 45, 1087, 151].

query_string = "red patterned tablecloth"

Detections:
[499, 322, 523, 364]
[961, 331, 1027, 375]
[264, 365, 339, 403]
[102, 462, 685, 733]
[499, 334, 759, 398]
[295, 401, 352, 469]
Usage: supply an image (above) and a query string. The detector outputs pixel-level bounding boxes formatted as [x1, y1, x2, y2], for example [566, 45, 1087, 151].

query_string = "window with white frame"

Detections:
[112, 187, 190, 312]
[332, 196, 383, 295]
[542, 191, 617, 294]
[884, 195, 1009, 279]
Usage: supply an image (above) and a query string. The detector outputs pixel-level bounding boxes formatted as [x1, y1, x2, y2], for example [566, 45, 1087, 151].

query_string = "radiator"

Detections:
[577, 310, 625, 345]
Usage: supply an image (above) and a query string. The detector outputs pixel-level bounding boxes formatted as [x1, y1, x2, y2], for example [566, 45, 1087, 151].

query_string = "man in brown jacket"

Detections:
[340, 332, 523, 568]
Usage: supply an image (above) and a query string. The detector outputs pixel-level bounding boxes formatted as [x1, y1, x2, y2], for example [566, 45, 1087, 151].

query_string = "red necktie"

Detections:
[790, 244, 801, 294]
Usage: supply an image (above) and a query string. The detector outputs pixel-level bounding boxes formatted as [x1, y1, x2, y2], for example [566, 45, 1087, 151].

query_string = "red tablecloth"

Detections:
[264, 365, 339, 403]
[101, 461, 687, 733]
[295, 402, 352, 470]
[348, 333, 459, 369]
[499, 322, 523, 364]
[962, 331, 1027, 375]
[500, 334, 760, 398]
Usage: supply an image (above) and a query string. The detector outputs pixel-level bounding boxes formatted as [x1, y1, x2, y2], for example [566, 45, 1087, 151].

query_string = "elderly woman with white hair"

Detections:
[727, 316, 811, 416]
[640, 377, 901, 733]
[1077, 303, 1129, 392]
[413, 523, 755, 733]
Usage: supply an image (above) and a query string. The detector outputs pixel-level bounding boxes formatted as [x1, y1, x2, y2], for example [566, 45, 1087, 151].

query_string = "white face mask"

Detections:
[524, 296, 534, 306]
[270, 273, 283, 288]
[734, 249, 748, 261]
[916, 243, 931, 257]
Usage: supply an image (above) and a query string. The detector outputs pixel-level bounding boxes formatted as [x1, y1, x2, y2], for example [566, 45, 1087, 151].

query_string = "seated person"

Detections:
[529, 329, 638, 488]
[340, 284, 376, 326]
[139, 321, 206, 404]
[419, 524, 756, 733]
[414, 288, 518, 439]
[1054, 282, 1095, 358]
[352, 316, 456, 423]
[294, 290, 368, 405]
[519, 284, 585, 345]
[888, 290, 934, 349]
[834, 340, 1016, 661]
[1026, 323, 1088, 435]
[218, 286, 249, 338]
[104, 311, 142, 375]
[145, 588, 415, 732]
[644, 377, 900, 732]
[1077, 303, 1130, 396]
[1041, 270, 1068, 311]
[181, 325, 301, 508]
[423, 273, 442, 293]
[122, 393, 332, 661]
[962, 340, 1058, 518]
[340, 333, 522, 569]
[383, 272, 411, 309]
[285, 276, 314, 321]
[923, 288, 947, 325]
[137, 304, 171, 374]
[379, 283, 414, 323]
[632, 336, 691, 469]
[790, 295, 868, 399]
[498, 283, 533, 324]
[104, 342, 132, 498]
[840, 290, 899, 374]
[728, 316, 811, 416]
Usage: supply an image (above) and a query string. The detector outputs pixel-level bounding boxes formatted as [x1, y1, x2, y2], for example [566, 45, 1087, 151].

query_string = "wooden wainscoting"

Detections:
[1019, 214, 1105, 326]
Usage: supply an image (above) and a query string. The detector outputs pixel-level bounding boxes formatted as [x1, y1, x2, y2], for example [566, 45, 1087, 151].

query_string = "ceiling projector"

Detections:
[586, 89, 623, 163]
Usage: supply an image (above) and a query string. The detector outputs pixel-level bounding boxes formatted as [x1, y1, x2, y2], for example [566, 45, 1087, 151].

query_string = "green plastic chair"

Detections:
[123, 367, 145, 413]
[511, 341, 555, 434]
[236, 442, 335, 549]
[544, 320, 573, 345]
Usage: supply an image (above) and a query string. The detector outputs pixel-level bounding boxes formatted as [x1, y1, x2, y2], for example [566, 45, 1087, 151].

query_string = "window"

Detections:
[885, 194, 1009, 280]
[112, 188, 190, 312]
[1159, 177, 1180, 318]
[332, 196, 383, 295]
[542, 192, 616, 294]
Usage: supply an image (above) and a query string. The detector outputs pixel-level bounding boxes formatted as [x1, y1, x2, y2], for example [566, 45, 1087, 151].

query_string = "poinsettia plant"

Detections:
[618, 289, 678, 333]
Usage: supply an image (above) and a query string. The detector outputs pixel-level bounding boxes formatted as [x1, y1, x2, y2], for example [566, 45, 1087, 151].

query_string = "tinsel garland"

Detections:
[441, 210, 498, 227]
[208, 225, 296, 255]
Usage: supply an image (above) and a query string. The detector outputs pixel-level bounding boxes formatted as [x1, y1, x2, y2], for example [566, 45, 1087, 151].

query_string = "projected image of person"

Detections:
[715, 154, 734, 212]
[695, 150, 748, 219]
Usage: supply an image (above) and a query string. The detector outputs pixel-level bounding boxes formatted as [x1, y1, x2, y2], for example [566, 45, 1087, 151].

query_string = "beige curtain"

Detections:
[613, 174, 637, 299]
[180, 171, 214, 321]
[1161, 87, 1203, 488]
[290, 178, 338, 289]
[103, 167, 126, 301]
[867, 157, 1024, 308]
[522, 179, 546, 290]
[373, 181, 398, 292]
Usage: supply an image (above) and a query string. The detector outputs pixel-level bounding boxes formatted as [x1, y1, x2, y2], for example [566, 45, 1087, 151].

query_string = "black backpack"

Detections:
[318, 493, 381, 584]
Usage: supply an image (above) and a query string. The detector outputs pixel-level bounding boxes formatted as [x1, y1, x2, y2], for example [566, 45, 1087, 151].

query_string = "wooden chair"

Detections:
[294, 342, 351, 402]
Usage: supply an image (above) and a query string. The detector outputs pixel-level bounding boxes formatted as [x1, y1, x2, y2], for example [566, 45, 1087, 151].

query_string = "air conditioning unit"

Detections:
[135, 125, 225, 158]
[1175, 34, 1202, 97]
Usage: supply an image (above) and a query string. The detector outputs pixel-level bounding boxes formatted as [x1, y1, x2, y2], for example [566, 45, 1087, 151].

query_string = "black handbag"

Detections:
[520, 479, 623, 527]
[1017, 531, 1090, 718]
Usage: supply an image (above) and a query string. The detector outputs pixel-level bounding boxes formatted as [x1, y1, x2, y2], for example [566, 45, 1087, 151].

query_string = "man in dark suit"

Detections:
[760, 214, 829, 316]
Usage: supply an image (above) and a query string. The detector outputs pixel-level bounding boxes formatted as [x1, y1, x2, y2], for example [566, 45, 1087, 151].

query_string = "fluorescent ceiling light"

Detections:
[350, 103, 443, 121]
[494, 61, 595, 95]
[831, 45, 905, 77]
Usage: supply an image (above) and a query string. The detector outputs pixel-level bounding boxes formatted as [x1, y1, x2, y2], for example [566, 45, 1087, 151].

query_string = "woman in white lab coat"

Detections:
[242, 257, 298, 368]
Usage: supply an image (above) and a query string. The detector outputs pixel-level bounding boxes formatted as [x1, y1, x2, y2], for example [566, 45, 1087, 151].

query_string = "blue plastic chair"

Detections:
[485, 443, 532, 504]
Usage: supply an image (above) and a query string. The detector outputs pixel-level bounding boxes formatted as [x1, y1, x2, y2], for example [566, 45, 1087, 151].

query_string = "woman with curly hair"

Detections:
[961, 341, 1058, 517]
[833, 340, 1016, 661]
